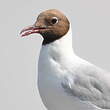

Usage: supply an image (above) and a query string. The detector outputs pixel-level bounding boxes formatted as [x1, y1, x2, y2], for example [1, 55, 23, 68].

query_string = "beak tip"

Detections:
[20, 25, 45, 37]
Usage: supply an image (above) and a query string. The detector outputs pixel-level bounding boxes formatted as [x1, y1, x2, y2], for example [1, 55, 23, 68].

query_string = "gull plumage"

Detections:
[20, 9, 110, 110]
[38, 25, 110, 110]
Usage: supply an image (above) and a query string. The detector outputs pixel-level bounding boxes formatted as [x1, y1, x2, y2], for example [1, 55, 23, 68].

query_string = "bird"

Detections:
[20, 9, 110, 110]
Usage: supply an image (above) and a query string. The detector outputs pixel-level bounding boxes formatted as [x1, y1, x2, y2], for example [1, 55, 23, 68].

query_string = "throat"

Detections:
[41, 26, 75, 58]
[42, 34, 62, 45]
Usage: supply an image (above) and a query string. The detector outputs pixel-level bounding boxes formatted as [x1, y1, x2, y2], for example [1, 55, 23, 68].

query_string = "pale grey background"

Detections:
[0, 0, 110, 110]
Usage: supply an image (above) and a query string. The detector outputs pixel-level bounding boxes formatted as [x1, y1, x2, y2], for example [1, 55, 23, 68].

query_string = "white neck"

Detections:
[41, 24, 75, 58]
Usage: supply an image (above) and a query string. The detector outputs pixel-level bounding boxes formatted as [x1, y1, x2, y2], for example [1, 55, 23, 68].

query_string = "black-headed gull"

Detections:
[20, 9, 110, 110]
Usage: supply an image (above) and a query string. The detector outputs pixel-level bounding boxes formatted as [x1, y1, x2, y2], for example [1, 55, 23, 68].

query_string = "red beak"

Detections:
[20, 25, 46, 37]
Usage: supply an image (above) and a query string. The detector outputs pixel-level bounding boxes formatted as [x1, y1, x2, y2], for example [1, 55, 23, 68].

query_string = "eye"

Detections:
[51, 17, 59, 24]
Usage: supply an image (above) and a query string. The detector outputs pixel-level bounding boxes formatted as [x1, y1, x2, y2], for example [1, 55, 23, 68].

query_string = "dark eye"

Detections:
[51, 17, 58, 24]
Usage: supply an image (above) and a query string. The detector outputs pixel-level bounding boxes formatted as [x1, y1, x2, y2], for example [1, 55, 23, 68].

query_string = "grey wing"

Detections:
[61, 64, 110, 110]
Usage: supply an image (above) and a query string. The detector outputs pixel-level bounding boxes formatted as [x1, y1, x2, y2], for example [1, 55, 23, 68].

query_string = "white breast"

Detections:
[37, 27, 99, 110]
[38, 50, 98, 110]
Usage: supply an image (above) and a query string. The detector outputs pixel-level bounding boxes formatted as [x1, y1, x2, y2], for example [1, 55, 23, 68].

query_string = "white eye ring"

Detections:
[51, 17, 59, 24]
